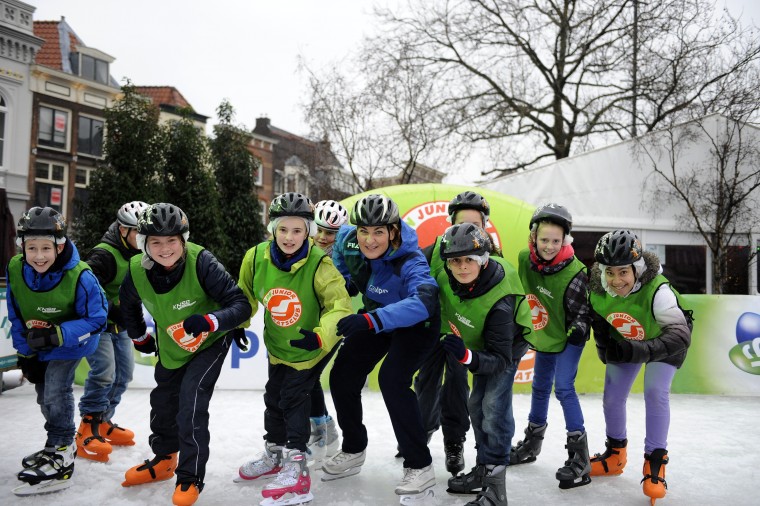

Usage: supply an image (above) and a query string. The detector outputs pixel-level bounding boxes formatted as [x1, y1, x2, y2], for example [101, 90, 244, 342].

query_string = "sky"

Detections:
[28, 0, 760, 185]
[1, 379, 759, 505]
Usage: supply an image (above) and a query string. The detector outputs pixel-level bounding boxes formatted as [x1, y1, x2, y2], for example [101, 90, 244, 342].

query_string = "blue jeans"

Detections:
[528, 343, 585, 432]
[35, 359, 80, 446]
[79, 329, 135, 420]
[469, 360, 519, 466]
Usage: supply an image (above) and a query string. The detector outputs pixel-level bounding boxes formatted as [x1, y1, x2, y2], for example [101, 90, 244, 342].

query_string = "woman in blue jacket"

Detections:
[321, 194, 440, 503]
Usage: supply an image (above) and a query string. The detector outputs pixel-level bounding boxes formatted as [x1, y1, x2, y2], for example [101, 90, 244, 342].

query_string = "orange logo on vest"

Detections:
[168, 322, 207, 352]
[264, 288, 302, 327]
[606, 312, 646, 341]
[448, 321, 462, 337]
[526, 294, 549, 331]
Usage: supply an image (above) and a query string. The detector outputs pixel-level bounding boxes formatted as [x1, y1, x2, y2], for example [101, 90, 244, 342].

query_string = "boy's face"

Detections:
[314, 227, 337, 250]
[24, 238, 63, 273]
[146, 235, 184, 269]
[447, 256, 481, 285]
[274, 217, 308, 255]
[605, 265, 636, 297]
[533, 222, 564, 261]
[357, 225, 393, 259]
[453, 209, 485, 227]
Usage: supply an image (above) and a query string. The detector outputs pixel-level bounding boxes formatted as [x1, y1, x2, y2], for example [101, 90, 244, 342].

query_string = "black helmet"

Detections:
[530, 203, 572, 235]
[440, 223, 491, 260]
[269, 192, 314, 220]
[17, 207, 67, 241]
[137, 203, 189, 237]
[448, 191, 490, 219]
[594, 230, 642, 266]
[351, 194, 400, 226]
[117, 201, 150, 228]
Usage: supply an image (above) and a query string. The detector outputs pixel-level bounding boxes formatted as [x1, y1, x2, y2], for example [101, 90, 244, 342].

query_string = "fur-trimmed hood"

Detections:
[589, 250, 662, 296]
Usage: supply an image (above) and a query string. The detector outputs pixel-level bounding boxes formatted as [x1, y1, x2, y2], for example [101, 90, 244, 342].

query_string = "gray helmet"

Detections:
[594, 229, 642, 266]
[269, 192, 314, 220]
[448, 191, 490, 219]
[351, 194, 400, 226]
[17, 206, 67, 242]
[137, 203, 189, 237]
[530, 203, 572, 235]
[440, 223, 491, 260]
[117, 201, 150, 228]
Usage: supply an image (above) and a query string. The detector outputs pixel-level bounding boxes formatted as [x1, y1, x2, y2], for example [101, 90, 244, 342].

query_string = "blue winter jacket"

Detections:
[7, 241, 107, 360]
[332, 221, 439, 332]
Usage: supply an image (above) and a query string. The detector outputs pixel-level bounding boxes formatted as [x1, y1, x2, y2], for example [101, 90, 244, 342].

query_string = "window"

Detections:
[73, 167, 93, 219]
[70, 53, 109, 85]
[38, 106, 69, 149]
[0, 96, 6, 168]
[35, 161, 67, 213]
[78, 116, 104, 157]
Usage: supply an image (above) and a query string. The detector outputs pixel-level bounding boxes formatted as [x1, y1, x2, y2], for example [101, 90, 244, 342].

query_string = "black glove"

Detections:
[132, 333, 157, 355]
[337, 313, 374, 338]
[441, 334, 469, 362]
[616, 339, 634, 362]
[183, 314, 214, 337]
[566, 325, 587, 347]
[290, 328, 322, 351]
[230, 328, 249, 352]
[345, 279, 360, 297]
[25, 326, 61, 351]
[16, 354, 48, 384]
[107, 304, 123, 326]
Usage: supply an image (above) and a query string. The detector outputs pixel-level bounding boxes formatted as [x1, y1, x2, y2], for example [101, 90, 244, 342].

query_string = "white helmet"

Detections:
[314, 200, 348, 230]
[117, 201, 150, 228]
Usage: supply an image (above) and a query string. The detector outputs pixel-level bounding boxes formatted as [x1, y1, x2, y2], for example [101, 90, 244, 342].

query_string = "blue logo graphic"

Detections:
[729, 312, 760, 375]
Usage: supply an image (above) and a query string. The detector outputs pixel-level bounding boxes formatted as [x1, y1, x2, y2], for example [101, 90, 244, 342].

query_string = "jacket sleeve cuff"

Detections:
[206, 314, 219, 332]
[459, 348, 473, 365]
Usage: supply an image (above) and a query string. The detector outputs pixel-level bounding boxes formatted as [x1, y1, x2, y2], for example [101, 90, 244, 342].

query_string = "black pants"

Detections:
[149, 335, 230, 487]
[264, 348, 338, 451]
[414, 338, 471, 442]
[330, 320, 438, 469]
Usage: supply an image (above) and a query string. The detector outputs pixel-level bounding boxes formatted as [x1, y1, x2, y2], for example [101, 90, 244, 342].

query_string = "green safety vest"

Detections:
[518, 249, 586, 353]
[251, 241, 324, 363]
[590, 274, 673, 342]
[429, 237, 445, 280]
[92, 242, 130, 315]
[8, 255, 90, 327]
[436, 256, 532, 351]
[130, 242, 224, 369]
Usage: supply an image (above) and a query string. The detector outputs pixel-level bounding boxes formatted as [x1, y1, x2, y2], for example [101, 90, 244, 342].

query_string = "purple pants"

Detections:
[602, 362, 677, 453]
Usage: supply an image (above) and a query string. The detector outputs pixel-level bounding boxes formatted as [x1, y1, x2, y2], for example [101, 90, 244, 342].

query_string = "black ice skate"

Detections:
[444, 437, 466, 476]
[556, 431, 592, 489]
[447, 464, 487, 495]
[14, 443, 76, 497]
[509, 422, 547, 465]
[464, 465, 507, 506]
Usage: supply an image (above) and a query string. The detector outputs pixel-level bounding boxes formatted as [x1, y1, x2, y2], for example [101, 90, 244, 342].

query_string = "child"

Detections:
[414, 190, 495, 476]
[235, 193, 351, 506]
[119, 203, 252, 506]
[437, 224, 532, 506]
[306, 199, 350, 458]
[511, 203, 593, 489]
[322, 194, 440, 503]
[587, 229, 691, 504]
[77, 200, 150, 462]
[7, 206, 107, 496]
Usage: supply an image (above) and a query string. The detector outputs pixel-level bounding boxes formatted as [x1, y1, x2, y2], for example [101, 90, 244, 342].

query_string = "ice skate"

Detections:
[306, 416, 340, 469]
[509, 422, 547, 465]
[556, 431, 591, 489]
[642, 449, 668, 505]
[447, 464, 487, 495]
[590, 437, 627, 476]
[14, 442, 76, 497]
[235, 442, 283, 483]
[21, 446, 54, 469]
[122, 452, 178, 486]
[320, 449, 366, 481]
[464, 465, 507, 506]
[173, 481, 200, 506]
[444, 437, 466, 476]
[103, 420, 135, 446]
[76, 413, 112, 462]
[395, 464, 435, 505]
[260, 448, 313, 506]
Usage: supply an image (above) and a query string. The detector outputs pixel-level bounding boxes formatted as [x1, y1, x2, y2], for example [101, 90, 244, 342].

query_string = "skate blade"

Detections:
[446, 487, 480, 495]
[558, 474, 591, 489]
[13, 477, 73, 496]
[233, 472, 278, 484]
[510, 456, 537, 466]
[320, 466, 361, 482]
[259, 491, 314, 505]
[399, 488, 434, 505]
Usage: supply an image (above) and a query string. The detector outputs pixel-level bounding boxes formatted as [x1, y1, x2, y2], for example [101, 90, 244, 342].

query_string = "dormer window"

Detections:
[69, 52, 109, 84]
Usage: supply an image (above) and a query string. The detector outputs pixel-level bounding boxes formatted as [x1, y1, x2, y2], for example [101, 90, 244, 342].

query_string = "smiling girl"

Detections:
[587, 229, 692, 504]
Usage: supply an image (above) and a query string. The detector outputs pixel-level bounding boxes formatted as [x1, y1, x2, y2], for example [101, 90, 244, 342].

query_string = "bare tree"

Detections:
[370, 0, 760, 176]
[634, 107, 760, 294]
